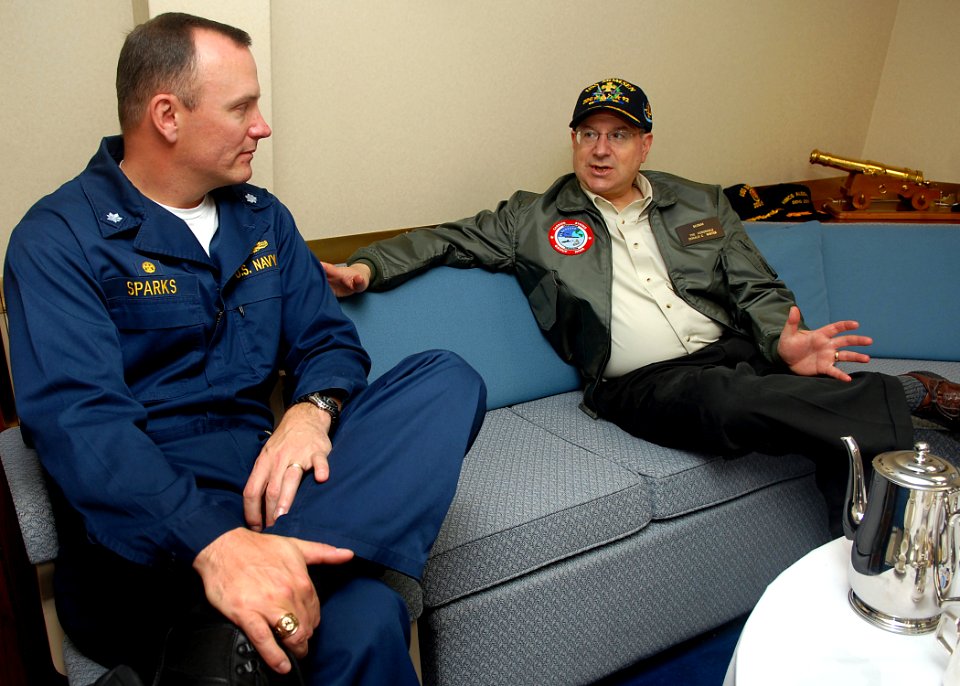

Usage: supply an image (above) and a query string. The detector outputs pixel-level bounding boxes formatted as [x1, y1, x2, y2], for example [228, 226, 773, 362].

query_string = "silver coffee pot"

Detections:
[842, 436, 960, 634]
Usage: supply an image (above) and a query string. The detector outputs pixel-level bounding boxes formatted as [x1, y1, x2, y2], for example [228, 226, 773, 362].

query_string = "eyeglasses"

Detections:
[575, 128, 641, 147]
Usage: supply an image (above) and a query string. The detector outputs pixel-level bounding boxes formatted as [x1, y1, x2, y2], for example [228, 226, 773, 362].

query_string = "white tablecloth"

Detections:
[726, 537, 950, 685]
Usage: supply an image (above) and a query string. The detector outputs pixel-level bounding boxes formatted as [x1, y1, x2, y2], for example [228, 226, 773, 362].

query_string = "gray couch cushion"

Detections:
[424, 407, 649, 607]
[63, 635, 107, 686]
[509, 391, 817, 519]
[420, 474, 830, 686]
[0, 426, 59, 564]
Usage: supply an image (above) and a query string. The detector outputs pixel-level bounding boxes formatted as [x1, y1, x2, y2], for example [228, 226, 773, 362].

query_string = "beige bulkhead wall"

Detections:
[2, 0, 958, 267]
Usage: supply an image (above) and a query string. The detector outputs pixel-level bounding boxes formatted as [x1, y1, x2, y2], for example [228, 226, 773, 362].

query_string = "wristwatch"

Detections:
[298, 392, 341, 426]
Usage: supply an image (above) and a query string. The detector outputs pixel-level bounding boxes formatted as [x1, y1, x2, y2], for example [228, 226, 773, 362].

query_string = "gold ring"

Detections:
[834, 350, 840, 362]
[286, 463, 304, 471]
[274, 612, 300, 639]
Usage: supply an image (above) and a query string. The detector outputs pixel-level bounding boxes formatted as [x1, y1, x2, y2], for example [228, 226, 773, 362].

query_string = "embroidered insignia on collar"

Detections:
[244, 193, 258, 204]
[251, 240, 269, 254]
[106, 212, 123, 223]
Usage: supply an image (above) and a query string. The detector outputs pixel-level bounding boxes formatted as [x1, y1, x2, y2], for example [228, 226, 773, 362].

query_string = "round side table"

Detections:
[725, 537, 949, 685]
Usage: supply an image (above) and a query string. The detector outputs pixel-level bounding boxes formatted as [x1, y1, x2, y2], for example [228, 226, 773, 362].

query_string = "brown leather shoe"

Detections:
[906, 371, 960, 431]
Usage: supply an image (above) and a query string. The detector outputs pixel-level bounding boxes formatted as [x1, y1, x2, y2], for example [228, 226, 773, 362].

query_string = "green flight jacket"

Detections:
[349, 171, 800, 409]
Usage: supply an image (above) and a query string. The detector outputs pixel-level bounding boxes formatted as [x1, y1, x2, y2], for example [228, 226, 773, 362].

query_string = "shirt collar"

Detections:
[78, 136, 275, 271]
[579, 172, 654, 216]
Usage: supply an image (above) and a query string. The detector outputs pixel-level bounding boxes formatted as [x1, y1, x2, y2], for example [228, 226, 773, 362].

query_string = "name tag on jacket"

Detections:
[675, 217, 724, 246]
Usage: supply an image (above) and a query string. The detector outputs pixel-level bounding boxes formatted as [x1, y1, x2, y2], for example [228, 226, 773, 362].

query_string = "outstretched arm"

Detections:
[777, 306, 873, 381]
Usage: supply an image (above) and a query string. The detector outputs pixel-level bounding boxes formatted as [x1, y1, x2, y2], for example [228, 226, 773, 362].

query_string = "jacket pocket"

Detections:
[528, 271, 559, 331]
[227, 268, 283, 376]
[106, 277, 208, 404]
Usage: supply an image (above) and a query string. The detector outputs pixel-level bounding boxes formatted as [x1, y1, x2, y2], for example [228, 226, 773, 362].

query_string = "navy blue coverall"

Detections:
[4, 136, 486, 684]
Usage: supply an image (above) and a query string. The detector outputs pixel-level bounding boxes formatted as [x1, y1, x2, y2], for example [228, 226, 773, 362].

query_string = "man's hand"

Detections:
[777, 306, 873, 381]
[193, 528, 353, 674]
[244, 403, 334, 531]
[321, 261, 371, 297]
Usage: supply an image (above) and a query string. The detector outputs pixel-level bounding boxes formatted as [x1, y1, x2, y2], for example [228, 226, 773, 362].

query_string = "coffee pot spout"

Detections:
[841, 435, 868, 540]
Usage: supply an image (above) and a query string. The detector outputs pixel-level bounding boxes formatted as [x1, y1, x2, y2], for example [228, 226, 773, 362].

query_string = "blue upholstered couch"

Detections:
[338, 221, 960, 685]
[2, 221, 958, 685]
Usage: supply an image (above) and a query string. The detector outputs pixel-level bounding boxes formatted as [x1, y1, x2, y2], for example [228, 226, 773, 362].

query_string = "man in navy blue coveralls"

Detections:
[4, 12, 485, 685]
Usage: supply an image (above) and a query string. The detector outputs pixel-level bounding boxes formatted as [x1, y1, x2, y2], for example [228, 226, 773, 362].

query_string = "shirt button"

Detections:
[666, 303, 672, 309]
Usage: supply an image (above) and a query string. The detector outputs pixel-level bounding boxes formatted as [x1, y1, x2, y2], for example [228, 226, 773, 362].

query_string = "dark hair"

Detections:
[116, 12, 251, 131]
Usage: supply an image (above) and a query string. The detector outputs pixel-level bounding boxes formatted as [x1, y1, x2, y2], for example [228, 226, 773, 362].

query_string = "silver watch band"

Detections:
[299, 392, 341, 425]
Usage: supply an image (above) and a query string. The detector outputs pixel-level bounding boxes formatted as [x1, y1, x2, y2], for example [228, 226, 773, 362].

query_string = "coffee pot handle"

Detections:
[938, 512, 960, 604]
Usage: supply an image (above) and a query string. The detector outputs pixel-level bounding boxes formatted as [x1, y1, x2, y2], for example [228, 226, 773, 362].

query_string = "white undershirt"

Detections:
[581, 174, 723, 378]
[158, 195, 219, 256]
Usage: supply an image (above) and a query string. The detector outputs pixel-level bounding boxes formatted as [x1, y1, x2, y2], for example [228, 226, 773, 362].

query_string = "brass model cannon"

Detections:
[810, 149, 940, 211]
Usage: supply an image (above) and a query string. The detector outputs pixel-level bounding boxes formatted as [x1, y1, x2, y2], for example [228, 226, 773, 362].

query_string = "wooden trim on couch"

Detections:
[0, 283, 18, 429]
[306, 226, 420, 265]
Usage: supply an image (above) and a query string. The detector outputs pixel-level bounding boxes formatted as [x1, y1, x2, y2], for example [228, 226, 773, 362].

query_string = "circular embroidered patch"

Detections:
[548, 220, 595, 255]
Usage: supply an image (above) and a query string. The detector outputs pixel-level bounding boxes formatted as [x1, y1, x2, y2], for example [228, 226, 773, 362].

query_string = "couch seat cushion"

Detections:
[509, 392, 818, 520]
[423, 407, 649, 607]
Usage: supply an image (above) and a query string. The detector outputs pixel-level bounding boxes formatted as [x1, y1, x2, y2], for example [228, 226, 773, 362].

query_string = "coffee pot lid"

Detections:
[874, 442, 960, 491]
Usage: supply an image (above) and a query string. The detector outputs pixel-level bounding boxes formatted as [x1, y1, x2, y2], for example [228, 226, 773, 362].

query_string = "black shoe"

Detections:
[907, 371, 960, 431]
[153, 605, 304, 686]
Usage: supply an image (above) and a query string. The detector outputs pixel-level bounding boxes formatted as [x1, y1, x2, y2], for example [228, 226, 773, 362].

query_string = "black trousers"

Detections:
[593, 333, 914, 462]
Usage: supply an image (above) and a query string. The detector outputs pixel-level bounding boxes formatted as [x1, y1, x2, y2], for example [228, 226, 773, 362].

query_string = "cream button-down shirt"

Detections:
[581, 174, 723, 378]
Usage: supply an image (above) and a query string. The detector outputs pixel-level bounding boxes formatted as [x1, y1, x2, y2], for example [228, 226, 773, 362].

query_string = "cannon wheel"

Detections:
[910, 191, 933, 211]
[851, 192, 871, 210]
